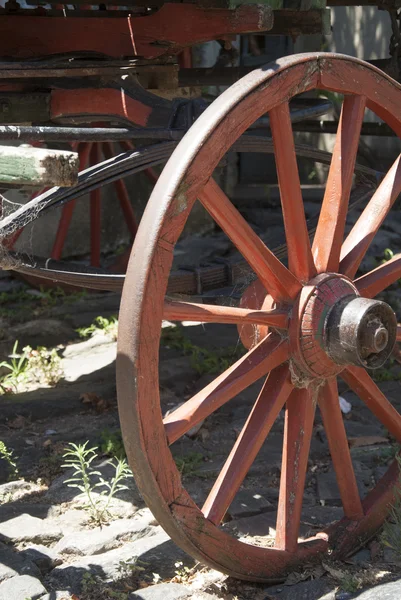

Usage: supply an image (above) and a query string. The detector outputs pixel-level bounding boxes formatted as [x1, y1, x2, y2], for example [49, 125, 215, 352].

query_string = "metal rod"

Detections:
[0, 125, 185, 142]
[0, 100, 332, 142]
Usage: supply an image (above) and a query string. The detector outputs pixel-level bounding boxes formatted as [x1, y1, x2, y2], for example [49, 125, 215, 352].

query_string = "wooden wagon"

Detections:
[0, 0, 401, 581]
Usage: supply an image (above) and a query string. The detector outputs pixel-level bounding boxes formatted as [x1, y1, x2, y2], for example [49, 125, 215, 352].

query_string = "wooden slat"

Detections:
[0, 145, 79, 187]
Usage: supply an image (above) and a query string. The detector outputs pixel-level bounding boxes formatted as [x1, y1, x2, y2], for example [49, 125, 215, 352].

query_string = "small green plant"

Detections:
[0, 340, 29, 391]
[383, 248, 394, 262]
[100, 429, 126, 459]
[173, 561, 193, 583]
[23, 345, 62, 386]
[0, 440, 19, 481]
[76, 316, 118, 340]
[174, 452, 203, 478]
[62, 441, 132, 524]
[0, 341, 62, 393]
[381, 454, 401, 559]
[338, 573, 363, 593]
[116, 557, 146, 579]
[372, 357, 401, 383]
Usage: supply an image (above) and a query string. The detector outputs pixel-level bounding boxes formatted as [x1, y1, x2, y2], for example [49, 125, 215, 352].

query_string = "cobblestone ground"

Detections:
[0, 198, 401, 600]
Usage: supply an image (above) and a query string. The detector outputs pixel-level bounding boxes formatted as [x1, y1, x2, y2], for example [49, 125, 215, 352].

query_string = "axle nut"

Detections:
[326, 297, 397, 369]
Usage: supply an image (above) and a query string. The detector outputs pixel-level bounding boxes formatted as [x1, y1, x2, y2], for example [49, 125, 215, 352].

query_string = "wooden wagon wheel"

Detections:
[117, 53, 401, 580]
[120, 54, 401, 578]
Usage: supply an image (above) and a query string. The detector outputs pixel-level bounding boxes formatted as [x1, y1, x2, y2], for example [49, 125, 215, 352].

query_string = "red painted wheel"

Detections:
[117, 54, 401, 581]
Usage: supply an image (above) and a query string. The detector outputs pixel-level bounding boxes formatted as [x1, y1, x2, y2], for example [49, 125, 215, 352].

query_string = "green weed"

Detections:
[174, 452, 203, 478]
[23, 345, 62, 386]
[0, 340, 29, 392]
[100, 429, 126, 460]
[76, 316, 118, 341]
[0, 440, 19, 481]
[62, 441, 132, 525]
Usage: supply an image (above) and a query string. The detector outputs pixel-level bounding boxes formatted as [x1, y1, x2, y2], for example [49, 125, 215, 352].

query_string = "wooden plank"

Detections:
[0, 145, 79, 186]
[0, 5, 274, 60]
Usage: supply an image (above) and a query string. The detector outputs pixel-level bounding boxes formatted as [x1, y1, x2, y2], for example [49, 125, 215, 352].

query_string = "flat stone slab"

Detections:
[265, 578, 336, 599]
[354, 580, 401, 599]
[129, 583, 192, 600]
[54, 514, 156, 556]
[62, 341, 117, 382]
[0, 514, 62, 545]
[50, 529, 190, 594]
[0, 542, 41, 582]
[0, 574, 47, 600]
[129, 583, 219, 600]
[20, 544, 62, 574]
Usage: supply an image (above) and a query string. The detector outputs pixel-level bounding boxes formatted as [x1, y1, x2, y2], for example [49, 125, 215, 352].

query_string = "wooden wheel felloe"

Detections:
[116, 53, 401, 581]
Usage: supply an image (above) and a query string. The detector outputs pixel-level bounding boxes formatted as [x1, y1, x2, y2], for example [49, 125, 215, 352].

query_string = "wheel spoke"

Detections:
[340, 154, 401, 279]
[164, 332, 289, 445]
[51, 142, 92, 261]
[202, 364, 292, 525]
[342, 366, 401, 443]
[354, 253, 401, 298]
[199, 178, 301, 303]
[397, 325, 401, 342]
[313, 95, 366, 274]
[275, 386, 316, 552]
[163, 300, 289, 328]
[318, 378, 363, 519]
[270, 102, 316, 282]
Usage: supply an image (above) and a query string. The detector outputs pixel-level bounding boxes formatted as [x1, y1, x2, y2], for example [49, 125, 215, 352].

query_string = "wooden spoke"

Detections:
[163, 300, 289, 329]
[202, 364, 292, 525]
[340, 154, 401, 279]
[313, 95, 366, 274]
[397, 325, 401, 342]
[342, 366, 401, 443]
[164, 332, 289, 445]
[354, 253, 401, 298]
[275, 386, 316, 552]
[270, 102, 316, 283]
[199, 178, 301, 303]
[318, 378, 363, 519]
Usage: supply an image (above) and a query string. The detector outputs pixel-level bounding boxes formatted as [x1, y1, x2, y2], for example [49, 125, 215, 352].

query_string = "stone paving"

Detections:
[0, 199, 401, 599]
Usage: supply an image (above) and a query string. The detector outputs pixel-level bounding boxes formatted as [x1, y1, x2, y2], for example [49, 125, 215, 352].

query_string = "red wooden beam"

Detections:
[0, 4, 273, 60]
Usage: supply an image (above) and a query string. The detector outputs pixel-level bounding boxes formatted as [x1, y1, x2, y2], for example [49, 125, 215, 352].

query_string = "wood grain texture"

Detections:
[342, 367, 401, 443]
[202, 364, 292, 524]
[318, 378, 363, 519]
[0, 145, 78, 186]
[270, 102, 316, 283]
[313, 95, 366, 273]
[354, 253, 401, 298]
[275, 386, 316, 552]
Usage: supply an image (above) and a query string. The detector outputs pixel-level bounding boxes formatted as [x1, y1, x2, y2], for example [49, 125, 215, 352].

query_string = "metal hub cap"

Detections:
[291, 273, 397, 380]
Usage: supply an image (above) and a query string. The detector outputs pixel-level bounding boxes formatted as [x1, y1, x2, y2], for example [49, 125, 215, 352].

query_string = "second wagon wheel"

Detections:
[117, 53, 401, 580]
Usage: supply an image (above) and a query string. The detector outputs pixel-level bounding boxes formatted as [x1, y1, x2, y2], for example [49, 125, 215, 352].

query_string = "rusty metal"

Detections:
[326, 296, 397, 368]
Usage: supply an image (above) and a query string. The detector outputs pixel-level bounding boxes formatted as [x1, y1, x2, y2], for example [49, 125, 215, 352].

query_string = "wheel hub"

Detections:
[290, 273, 397, 381]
